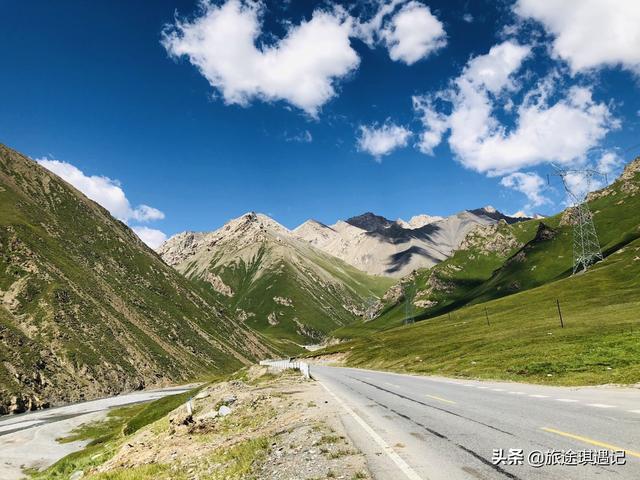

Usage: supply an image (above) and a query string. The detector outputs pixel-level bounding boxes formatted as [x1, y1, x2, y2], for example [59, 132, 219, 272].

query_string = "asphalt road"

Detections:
[311, 366, 640, 480]
[0, 385, 191, 480]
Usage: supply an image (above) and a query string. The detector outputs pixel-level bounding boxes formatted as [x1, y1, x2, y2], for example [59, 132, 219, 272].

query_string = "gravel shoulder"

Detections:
[28, 366, 371, 480]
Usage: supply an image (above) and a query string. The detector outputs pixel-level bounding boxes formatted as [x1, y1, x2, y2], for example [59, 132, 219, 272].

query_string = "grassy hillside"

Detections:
[313, 158, 640, 385]
[165, 218, 393, 353]
[311, 234, 640, 385]
[336, 157, 640, 337]
[0, 144, 271, 414]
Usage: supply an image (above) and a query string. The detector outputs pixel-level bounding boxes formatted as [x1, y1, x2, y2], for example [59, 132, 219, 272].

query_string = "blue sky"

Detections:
[2, 1, 639, 247]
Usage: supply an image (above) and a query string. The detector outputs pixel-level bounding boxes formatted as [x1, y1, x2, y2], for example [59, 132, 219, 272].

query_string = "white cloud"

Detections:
[500, 171, 549, 209]
[596, 151, 622, 175]
[412, 95, 449, 154]
[515, 0, 640, 75]
[462, 13, 473, 23]
[285, 130, 313, 143]
[357, 122, 412, 160]
[162, 0, 359, 116]
[356, 1, 446, 65]
[37, 158, 166, 247]
[131, 226, 168, 249]
[381, 2, 447, 65]
[414, 41, 617, 175]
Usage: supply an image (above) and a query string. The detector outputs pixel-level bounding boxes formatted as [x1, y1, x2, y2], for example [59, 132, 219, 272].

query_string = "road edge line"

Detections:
[317, 380, 425, 480]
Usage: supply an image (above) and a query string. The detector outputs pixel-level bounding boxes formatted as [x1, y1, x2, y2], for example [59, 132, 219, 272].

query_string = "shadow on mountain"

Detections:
[384, 245, 441, 275]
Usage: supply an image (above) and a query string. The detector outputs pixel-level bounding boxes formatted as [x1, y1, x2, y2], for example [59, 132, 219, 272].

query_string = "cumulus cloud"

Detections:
[162, 0, 359, 116]
[414, 41, 617, 175]
[596, 151, 622, 175]
[37, 158, 166, 247]
[357, 0, 446, 65]
[500, 171, 549, 209]
[357, 122, 412, 160]
[515, 0, 640, 75]
[380, 2, 447, 65]
[131, 226, 168, 249]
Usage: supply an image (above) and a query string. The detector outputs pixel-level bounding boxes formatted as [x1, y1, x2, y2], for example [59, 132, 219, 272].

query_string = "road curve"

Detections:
[0, 386, 192, 480]
[311, 365, 640, 480]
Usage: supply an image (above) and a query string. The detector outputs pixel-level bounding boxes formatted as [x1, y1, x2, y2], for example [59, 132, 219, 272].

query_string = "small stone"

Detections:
[222, 394, 237, 405]
[69, 471, 84, 480]
[218, 405, 232, 416]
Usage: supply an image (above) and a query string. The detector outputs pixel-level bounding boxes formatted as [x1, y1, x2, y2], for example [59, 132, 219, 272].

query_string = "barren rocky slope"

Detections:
[293, 208, 524, 277]
[0, 144, 271, 414]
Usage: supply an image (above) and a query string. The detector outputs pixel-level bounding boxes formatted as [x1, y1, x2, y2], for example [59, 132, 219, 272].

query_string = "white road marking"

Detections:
[463, 384, 474, 387]
[587, 403, 616, 409]
[491, 388, 505, 392]
[477, 386, 489, 389]
[508, 391, 526, 395]
[529, 394, 549, 398]
[628, 410, 640, 414]
[556, 398, 579, 403]
[318, 381, 424, 480]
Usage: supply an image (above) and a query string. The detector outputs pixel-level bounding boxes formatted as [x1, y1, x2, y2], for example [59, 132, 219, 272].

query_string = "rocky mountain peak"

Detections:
[346, 212, 394, 232]
[406, 214, 444, 229]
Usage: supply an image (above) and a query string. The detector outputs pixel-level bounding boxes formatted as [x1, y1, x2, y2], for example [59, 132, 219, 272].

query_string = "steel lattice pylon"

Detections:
[570, 202, 603, 274]
[403, 282, 415, 325]
[550, 165, 604, 274]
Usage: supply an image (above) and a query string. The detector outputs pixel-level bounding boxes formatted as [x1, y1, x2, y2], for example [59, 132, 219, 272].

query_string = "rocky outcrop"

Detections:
[204, 272, 234, 297]
[459, 220, 522, 256]
[273, 296, 293, 307]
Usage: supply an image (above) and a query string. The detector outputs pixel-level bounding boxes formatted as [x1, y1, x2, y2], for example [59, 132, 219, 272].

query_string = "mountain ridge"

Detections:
[291, 207, 526, 277]
[0, 144, 271, 414]
[158, 212, 392, 352]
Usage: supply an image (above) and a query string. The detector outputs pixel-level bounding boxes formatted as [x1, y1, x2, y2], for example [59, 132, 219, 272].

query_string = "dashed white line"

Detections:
[529, 394, 549, 398]
[628, 410, 640, 414]
[556, 398, 579, 403]
[508, 391, 526, 395]
[587, 403, 616, 409]
[491, 388, 505, 392]
[477, 386, 489, 389]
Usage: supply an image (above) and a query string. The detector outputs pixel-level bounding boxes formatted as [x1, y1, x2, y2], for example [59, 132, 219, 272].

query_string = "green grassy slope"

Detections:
[311, 234, 640, 385]
[313, 158, 640, 385]
[0, 144, 271, 413]
[183, 233, 393, 352]
[336, 158, 640, 337]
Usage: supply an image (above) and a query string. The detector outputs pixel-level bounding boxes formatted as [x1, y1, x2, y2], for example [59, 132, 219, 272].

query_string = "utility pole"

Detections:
[556, 299, 564, 328]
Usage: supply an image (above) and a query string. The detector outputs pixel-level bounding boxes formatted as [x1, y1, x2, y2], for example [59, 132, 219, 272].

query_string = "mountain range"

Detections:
[4, 134, 637, 413]
[293, 207, 526, 277]
[158, 212, 393, 352]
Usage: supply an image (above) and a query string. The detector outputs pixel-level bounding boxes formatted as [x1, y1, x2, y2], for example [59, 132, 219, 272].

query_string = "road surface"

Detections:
[0, 386, 191, 479]
[311, 366, 640, 480]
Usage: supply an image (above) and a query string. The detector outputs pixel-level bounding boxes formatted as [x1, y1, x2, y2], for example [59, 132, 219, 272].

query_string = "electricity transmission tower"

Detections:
[550, 165, 604, 274]
[403, 282, 415, 325]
